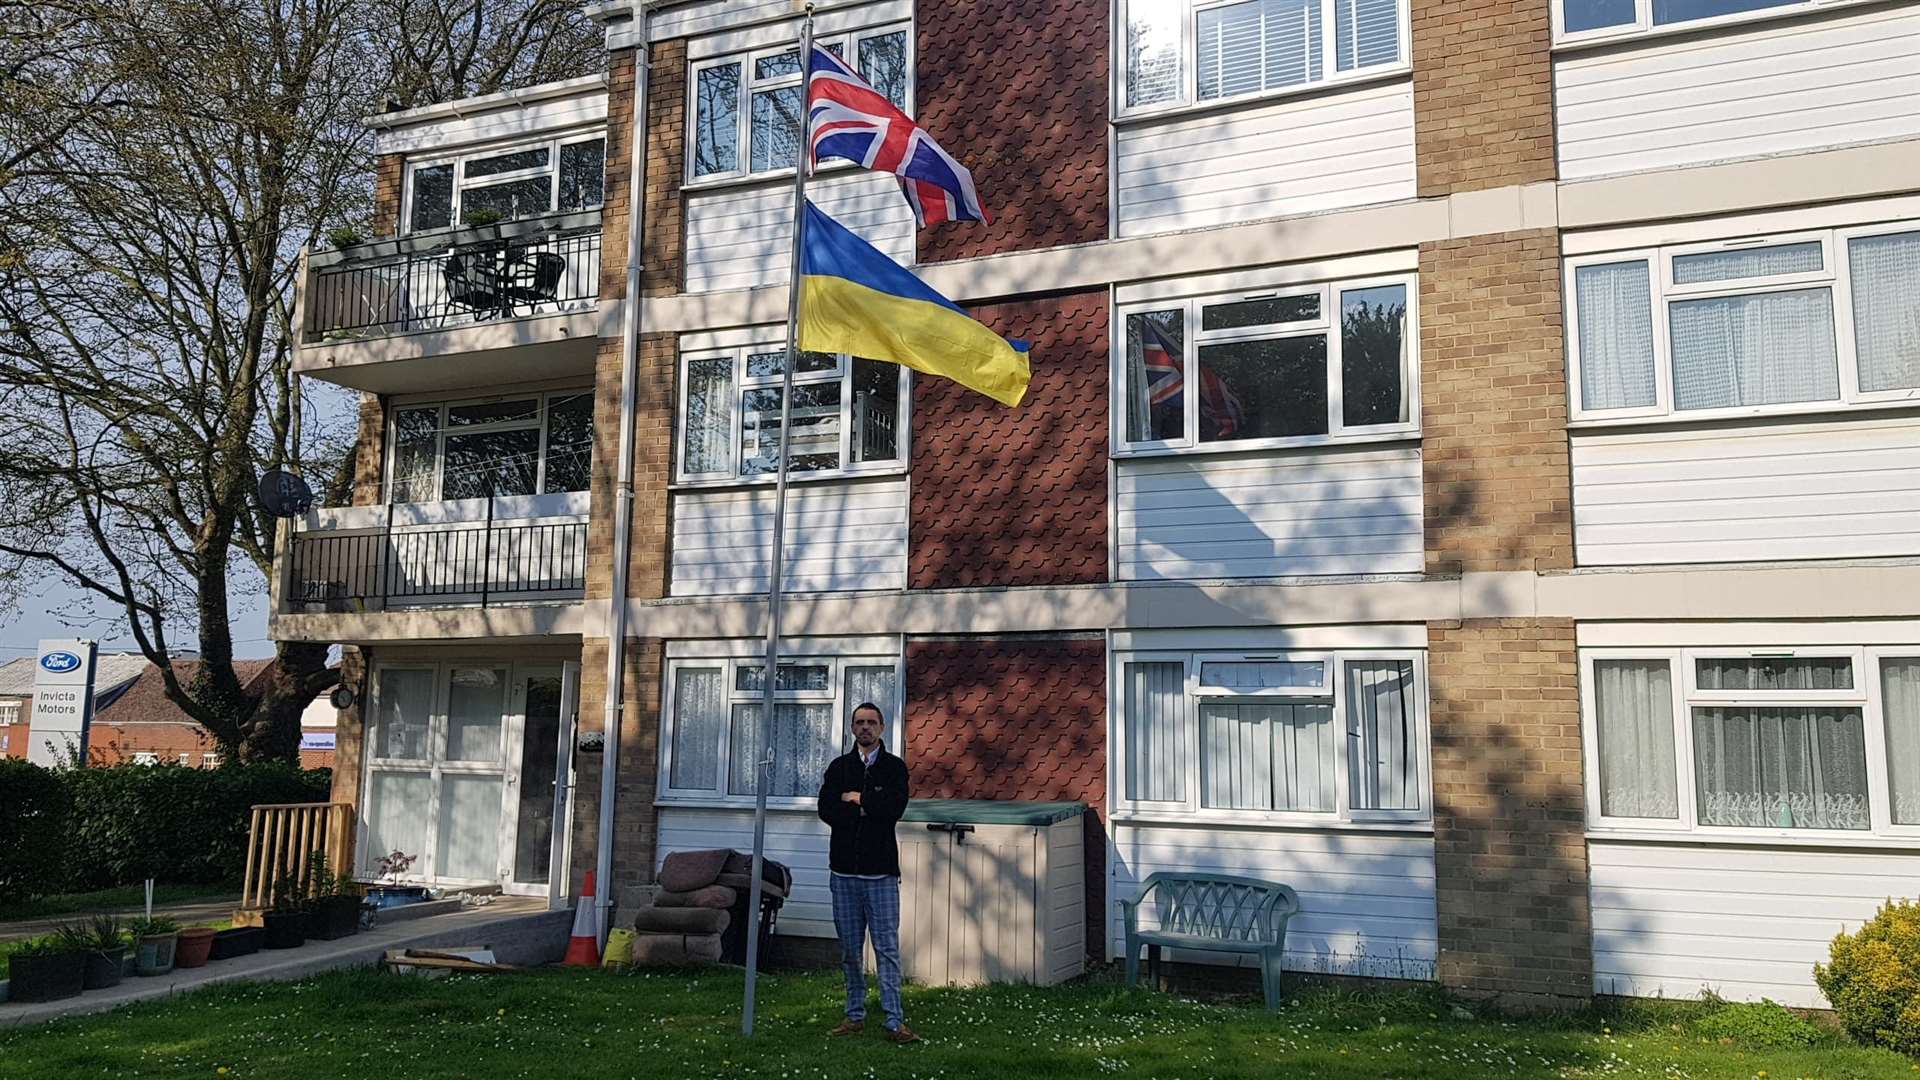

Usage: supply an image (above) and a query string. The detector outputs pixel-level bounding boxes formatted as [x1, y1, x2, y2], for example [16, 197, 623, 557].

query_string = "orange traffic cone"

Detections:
[563, 870, 601, 967]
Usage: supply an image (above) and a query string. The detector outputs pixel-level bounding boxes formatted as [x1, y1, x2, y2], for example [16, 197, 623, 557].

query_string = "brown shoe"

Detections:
[829, 1019, 864, 1037]
[885, 1024, 922, 1045]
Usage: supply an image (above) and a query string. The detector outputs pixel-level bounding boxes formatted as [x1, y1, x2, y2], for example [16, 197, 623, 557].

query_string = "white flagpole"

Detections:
[742, 2, 815, 1040]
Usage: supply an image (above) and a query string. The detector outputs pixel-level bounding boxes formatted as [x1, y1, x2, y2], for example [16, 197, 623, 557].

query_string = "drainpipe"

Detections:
[596, 6, 650, 946]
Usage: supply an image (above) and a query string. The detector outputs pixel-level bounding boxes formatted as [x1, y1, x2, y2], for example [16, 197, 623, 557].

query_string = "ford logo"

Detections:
[39, 651, 82, 673]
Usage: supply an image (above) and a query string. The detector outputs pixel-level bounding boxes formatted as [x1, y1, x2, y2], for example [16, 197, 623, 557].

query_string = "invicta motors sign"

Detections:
[29, 639, 97, 767]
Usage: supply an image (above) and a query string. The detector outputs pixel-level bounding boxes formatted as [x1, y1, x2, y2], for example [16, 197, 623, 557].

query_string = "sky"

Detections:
[1, 577, 274, 663]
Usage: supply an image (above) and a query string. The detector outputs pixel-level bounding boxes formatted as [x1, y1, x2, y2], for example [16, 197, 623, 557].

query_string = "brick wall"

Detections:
[641, 39, 686, 297]
[586, 333, 674, 603]
[1428, 618, 1590, 1006]
[599, 49, 637, 303]
[1410, 0, 1555, 196]
[372, 153, 403, 238]
[350, 393, 385, 507]
[914, 0, 1107, 262]
[1420, 230, 1572, 574]
[568, 637, 665, 896]
[904, 636, 1107, 958]
[909, 291, 1107, 588]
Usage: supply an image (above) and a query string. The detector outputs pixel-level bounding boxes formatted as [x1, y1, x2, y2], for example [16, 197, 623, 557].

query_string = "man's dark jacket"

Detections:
[816, 746, 910, 877]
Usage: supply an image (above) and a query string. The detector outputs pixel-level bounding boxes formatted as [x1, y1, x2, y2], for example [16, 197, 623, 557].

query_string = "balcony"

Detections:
[294, 212, 605, 394]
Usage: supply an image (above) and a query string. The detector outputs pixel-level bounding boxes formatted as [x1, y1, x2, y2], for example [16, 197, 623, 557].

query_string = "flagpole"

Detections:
[741, 2, 814, 1040]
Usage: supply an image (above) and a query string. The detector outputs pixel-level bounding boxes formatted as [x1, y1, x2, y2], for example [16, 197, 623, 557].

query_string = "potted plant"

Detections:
[325, 225, 364, 249]
[208, 924, 264, 962]
[64, 916, 127, 990]
[129, 917, 179, 976]
[461, 206, 505, 228]
[306, 852, 361, 941]
[262, 873, 309, 950]
[7, 935, 87, 1002]
[366, 851, 428, 909]
[174, 924, 218, 968]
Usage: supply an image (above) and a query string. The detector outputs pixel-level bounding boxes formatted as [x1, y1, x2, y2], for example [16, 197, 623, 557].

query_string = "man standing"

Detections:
[817, 701, 919, 1044]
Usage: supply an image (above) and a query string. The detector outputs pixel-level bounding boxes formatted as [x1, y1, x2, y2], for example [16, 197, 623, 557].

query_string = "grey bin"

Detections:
[887, 799, 1086, 987]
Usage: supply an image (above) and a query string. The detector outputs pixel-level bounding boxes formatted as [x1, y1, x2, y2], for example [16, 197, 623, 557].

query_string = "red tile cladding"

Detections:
[905, 636, 1107, 960]
[908, 291, 1108, 589]
[913, 0, 1108, 263]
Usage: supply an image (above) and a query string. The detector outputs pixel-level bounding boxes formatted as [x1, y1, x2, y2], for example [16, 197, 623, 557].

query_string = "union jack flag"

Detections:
[806, 44, 988, 227]
[1141, 319, 1242, 439]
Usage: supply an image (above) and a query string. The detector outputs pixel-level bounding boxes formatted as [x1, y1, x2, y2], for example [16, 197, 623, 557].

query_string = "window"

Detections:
[131, 752, 158, 765]
[1118, 0, 1406, 115]
[388, 390, 592, 502]
[1115, 650, 1428, 822]
[203, 753, 222, 768]
[661, 652, 902, 803]
[1117, 276, 1416, 452]
[0, 701, 18, 726]
[1568, 223, 1920, 422]
[690, 26, 912, 181]
[677, 345, 906, 482]
[1555, 0, 1846, 41]
[404, 133, 606, 233]
[1583, 648, 1920, 836]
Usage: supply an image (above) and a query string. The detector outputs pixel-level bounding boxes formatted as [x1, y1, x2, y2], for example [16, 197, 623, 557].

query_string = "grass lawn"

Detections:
[0, 966, 1913, 1079]
[0, 883, 237, 922]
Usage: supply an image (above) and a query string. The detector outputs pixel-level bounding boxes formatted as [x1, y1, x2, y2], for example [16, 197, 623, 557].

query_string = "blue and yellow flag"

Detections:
[798, 201, 1030, 406]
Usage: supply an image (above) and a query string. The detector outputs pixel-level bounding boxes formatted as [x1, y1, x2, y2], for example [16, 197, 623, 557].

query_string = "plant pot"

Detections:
[262, 910, 308, 950]
[174, 927, 218, 969]
[208, 926, 264, 961]
[82, 947, 126, 990]
[134, 933, 178, 976]
[310, 896, 361, 941]
[9, 951, 87, 1002]
[365, 885, 430, 909]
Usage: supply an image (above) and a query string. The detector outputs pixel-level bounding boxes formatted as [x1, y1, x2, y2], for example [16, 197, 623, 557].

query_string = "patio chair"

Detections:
[442, 246, 504, 319]
[501, 251, 568, 314]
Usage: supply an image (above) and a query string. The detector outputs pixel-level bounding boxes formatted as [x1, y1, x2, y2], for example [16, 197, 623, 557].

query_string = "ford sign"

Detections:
[39, 651, 82, 673]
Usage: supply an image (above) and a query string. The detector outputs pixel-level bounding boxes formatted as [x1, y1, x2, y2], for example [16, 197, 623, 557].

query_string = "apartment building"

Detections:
[272, 0, 1920, 1008]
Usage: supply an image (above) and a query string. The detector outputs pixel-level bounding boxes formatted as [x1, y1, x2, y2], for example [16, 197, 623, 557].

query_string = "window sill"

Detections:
[671, 465, 909, 492]
[1112, 66, 1411, 130]
[1551, 0, 1888, 54]
[1112, 810, 1432, 834]
[680, 157, 867, 198]
[1113, 429, 1420, 461]
[1568, 395, 1920, 432]
[1587, 826, 1920, 850]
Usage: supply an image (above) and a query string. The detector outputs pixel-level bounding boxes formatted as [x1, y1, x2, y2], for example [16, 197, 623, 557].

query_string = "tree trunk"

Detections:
[237, 641, 339, 765]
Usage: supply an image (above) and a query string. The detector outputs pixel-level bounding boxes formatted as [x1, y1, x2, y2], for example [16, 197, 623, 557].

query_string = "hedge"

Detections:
[0, 759, 330, 902]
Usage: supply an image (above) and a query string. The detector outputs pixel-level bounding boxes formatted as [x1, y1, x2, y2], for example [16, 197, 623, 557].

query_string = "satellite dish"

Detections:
[258, 469, 315, 518]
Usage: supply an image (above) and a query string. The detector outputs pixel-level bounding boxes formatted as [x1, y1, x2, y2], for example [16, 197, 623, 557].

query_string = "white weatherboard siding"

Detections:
[657, 808, 835, 938]
[670, 476, 907, 595]
[1114, 79, 1415, 238]
[1554, 4, 1920, 181]
[1116, 445, 1423, 580]
[684, 172, 913, 293]
[1570, 414, 1920, 566]
[1111, 822, 1437, 977]
[1590, 840, 1920, 1006]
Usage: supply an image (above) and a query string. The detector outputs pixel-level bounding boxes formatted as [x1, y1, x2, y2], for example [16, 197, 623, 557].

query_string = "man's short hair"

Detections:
[850, 701, 885, 723]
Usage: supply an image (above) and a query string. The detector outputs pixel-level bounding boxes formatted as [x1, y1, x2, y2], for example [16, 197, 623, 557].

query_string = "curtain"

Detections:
[1849, 231, 1920, 393]
[1691, 706, 1870, 829]
[1672, 241, 1823, 285]
[1696, 656, 1852, 691]
[1346, 661, 1416, 811]
[1124, 0, 1184, 107]
[1881, 658, 1920, 825]
[669, 667, 725, 791]
[1669, 288, 1839, 410]
[1200, 702, 1333, 811]
[682, 357, 733, 475]
[1574, 261, 1658, 411]
[1125, 662, 1187, 803]
[374, 668, 434, 760]
[1200, 659, 1324, 690]
[1335, 0, 1399, 70]
[729, 702, 836, 798]
[1592, 659, 1678, 819]
[844, 665, 899, 752]
[444, 667, 506, 764]
[437, 774, 503, 880]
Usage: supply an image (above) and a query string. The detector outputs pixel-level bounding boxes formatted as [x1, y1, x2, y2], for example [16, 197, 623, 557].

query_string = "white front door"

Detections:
[361, 661, 575, 897]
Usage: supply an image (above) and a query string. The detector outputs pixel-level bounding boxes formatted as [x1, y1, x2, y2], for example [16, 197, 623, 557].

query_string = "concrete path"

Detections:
[0, 898, 240, 943]
[0, 897, 569, 1027]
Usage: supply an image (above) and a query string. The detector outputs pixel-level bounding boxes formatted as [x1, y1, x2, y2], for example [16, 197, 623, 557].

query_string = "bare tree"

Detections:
[380, 0, 602, 109]
[0, 0, 600, 761]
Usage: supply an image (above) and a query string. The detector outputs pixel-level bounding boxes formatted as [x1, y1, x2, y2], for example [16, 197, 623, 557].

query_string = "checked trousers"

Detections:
[829, 872, 904, 1030]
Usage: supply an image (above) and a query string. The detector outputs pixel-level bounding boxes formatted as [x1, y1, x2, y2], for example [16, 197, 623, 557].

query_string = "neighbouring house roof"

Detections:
[94, 659, 276, 725]
[0, 652, 151, 709]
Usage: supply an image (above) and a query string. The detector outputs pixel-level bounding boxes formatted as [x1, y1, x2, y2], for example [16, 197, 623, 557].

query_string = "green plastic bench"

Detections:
[1119, 872, 1300, 1009]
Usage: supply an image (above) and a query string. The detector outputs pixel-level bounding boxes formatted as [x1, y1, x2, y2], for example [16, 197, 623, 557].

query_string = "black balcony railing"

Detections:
[288, 517, 587, 611]
[303, 211, 602, 342]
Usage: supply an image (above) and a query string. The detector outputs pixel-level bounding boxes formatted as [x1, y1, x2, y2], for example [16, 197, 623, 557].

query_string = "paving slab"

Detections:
[0, 898, 570, 1027]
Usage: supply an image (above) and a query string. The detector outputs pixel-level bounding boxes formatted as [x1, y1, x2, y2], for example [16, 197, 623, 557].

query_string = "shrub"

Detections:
[0, 758, 72, 903]
[1816, 898, 1920, 1055]
[1692, 999, 1823, 1049]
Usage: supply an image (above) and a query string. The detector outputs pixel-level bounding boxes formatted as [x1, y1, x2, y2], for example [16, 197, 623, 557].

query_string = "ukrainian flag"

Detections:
[798, 201, 1030, 407]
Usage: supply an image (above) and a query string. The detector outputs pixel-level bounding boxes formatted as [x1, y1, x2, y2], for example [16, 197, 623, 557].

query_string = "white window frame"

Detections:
[131, 752, 159, 765]
[385, 387, 594, 503]
[1566, 220, 1920, 425]
[401, 129, 608, 235]
[1112, 0, 1412, 121]
[685, 23, 915, 185]
[657, 652, 906, 809]
[1111, 648, 1431, 826]
[674, 344, 912, 485]
[0, 701, 18, 726]
[1551, 0, 1879, 49]
[1581, 646, 1920, 841]
[1112, 272, 1420, 456]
